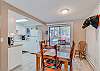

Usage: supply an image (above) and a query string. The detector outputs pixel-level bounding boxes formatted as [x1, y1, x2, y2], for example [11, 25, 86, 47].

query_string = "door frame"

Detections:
[0, 1, 47, 71]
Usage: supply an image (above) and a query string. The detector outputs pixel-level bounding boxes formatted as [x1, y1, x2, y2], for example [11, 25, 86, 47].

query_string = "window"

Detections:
[48, 25, 71, 47]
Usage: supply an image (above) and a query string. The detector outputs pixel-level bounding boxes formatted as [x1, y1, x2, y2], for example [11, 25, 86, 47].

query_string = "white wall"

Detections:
[8, 15, 16, 34]
[39, 25, 48, 40]
[73, 20, 86, 44]
[97, 3, 100, 71]
[86, 3, 100, 71]
[86, 26, 98, 70]
[97, 26, 100, 71]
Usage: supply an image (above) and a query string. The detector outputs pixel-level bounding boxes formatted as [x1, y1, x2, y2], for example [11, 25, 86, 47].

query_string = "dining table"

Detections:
[32, 48, 71, 71]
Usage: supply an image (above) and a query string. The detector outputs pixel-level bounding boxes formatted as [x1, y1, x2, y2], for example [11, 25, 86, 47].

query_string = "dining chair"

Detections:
[40, 40, 63, 71]
[69, 41, 75, 71]
[74, 41, 87, 60]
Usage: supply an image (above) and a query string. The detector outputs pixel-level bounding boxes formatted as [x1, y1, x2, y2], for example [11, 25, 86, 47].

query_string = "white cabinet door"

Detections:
[23, 28, 42, 53]
[8, 46, 22, 70]
[23, 37, 41, 53]
[31, 28, 42, 37]
[33, 36, 40, 52]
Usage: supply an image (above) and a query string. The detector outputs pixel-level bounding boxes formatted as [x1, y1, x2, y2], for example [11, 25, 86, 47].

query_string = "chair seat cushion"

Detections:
[46, 59, 62, 69]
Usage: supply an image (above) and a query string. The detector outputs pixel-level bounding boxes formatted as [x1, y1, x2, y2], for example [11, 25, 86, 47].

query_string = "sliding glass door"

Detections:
[48, 25, 71, 47]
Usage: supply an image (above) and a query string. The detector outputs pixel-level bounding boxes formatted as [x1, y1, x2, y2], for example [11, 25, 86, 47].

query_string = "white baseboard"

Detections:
[86, 56, 96, 71]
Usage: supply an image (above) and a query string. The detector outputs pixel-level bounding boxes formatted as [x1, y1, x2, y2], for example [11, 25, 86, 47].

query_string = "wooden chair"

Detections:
[40, 40, 62, 71]
[74, 41, 87, 60]
[69, 41, 75, 71]
[40, 40, 75, 71]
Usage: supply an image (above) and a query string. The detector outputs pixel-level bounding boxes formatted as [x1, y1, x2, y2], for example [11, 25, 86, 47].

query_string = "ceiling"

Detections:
[5, 0, 98, 23]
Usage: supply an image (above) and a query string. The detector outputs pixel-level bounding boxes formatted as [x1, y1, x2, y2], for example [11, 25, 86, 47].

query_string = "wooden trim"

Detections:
[2, 1, 47, 26]
[47, 19, 84, 24]
[0, 1, 8, 71]
[0, 1, 47, 71]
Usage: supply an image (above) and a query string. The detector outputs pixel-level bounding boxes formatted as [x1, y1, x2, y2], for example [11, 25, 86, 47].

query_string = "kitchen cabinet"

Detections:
[31, 28, 39, 36]
[16, 25, 26, 35]
[8, 44, 22, 70]
[22, 28, 42, 53]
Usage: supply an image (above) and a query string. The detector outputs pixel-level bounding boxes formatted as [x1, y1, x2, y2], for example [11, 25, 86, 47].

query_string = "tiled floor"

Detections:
[11, 53, 93, 71]
[72, 58, 93, 71]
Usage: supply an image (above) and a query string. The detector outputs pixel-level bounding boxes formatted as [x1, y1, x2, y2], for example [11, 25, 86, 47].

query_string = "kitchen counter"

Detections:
[8, 44, 23, 48]
[8, 41, 23, 48]
[8, 42, 23, 70]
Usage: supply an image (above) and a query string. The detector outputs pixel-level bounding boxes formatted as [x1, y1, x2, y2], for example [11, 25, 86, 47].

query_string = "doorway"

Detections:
[8, 9, 43, 71]
[0, 1, 45, 71]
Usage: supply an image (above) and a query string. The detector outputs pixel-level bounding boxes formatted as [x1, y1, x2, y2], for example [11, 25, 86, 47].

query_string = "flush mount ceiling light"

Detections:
[59, 9, 70, 15]
[16, 19, 28, 22]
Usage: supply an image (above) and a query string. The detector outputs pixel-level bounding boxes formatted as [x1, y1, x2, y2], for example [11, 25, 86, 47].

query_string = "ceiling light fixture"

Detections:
[60, 9, 70, 15]
[16, 19, 28, 22]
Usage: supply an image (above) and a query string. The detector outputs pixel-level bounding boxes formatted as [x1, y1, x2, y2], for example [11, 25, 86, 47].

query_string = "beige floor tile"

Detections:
[11, 53, 93, 71]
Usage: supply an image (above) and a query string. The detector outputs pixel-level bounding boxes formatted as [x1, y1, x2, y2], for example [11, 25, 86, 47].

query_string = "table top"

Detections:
[44, 49, 70, 59]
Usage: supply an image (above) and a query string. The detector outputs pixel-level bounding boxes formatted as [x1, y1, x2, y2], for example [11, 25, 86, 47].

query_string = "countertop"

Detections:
[8, 42, 23, 48]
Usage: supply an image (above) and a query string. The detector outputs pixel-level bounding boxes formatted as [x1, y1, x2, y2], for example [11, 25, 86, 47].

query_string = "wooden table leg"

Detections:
[36, 54, 40, 71]
[64, 60, 68, 71]
[70, 62, 73, 71]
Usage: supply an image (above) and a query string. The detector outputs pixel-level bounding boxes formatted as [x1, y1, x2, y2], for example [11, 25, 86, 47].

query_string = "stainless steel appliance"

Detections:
[8, 37, 14, 46]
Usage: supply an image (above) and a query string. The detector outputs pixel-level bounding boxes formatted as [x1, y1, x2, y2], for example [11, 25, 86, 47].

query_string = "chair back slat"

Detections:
[69, 41, 75, 71]
[70, 41, 75, 59]
[40, 40, 45, 71]
[40, 40, 62, 71]
[78, 41, 87, 52]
